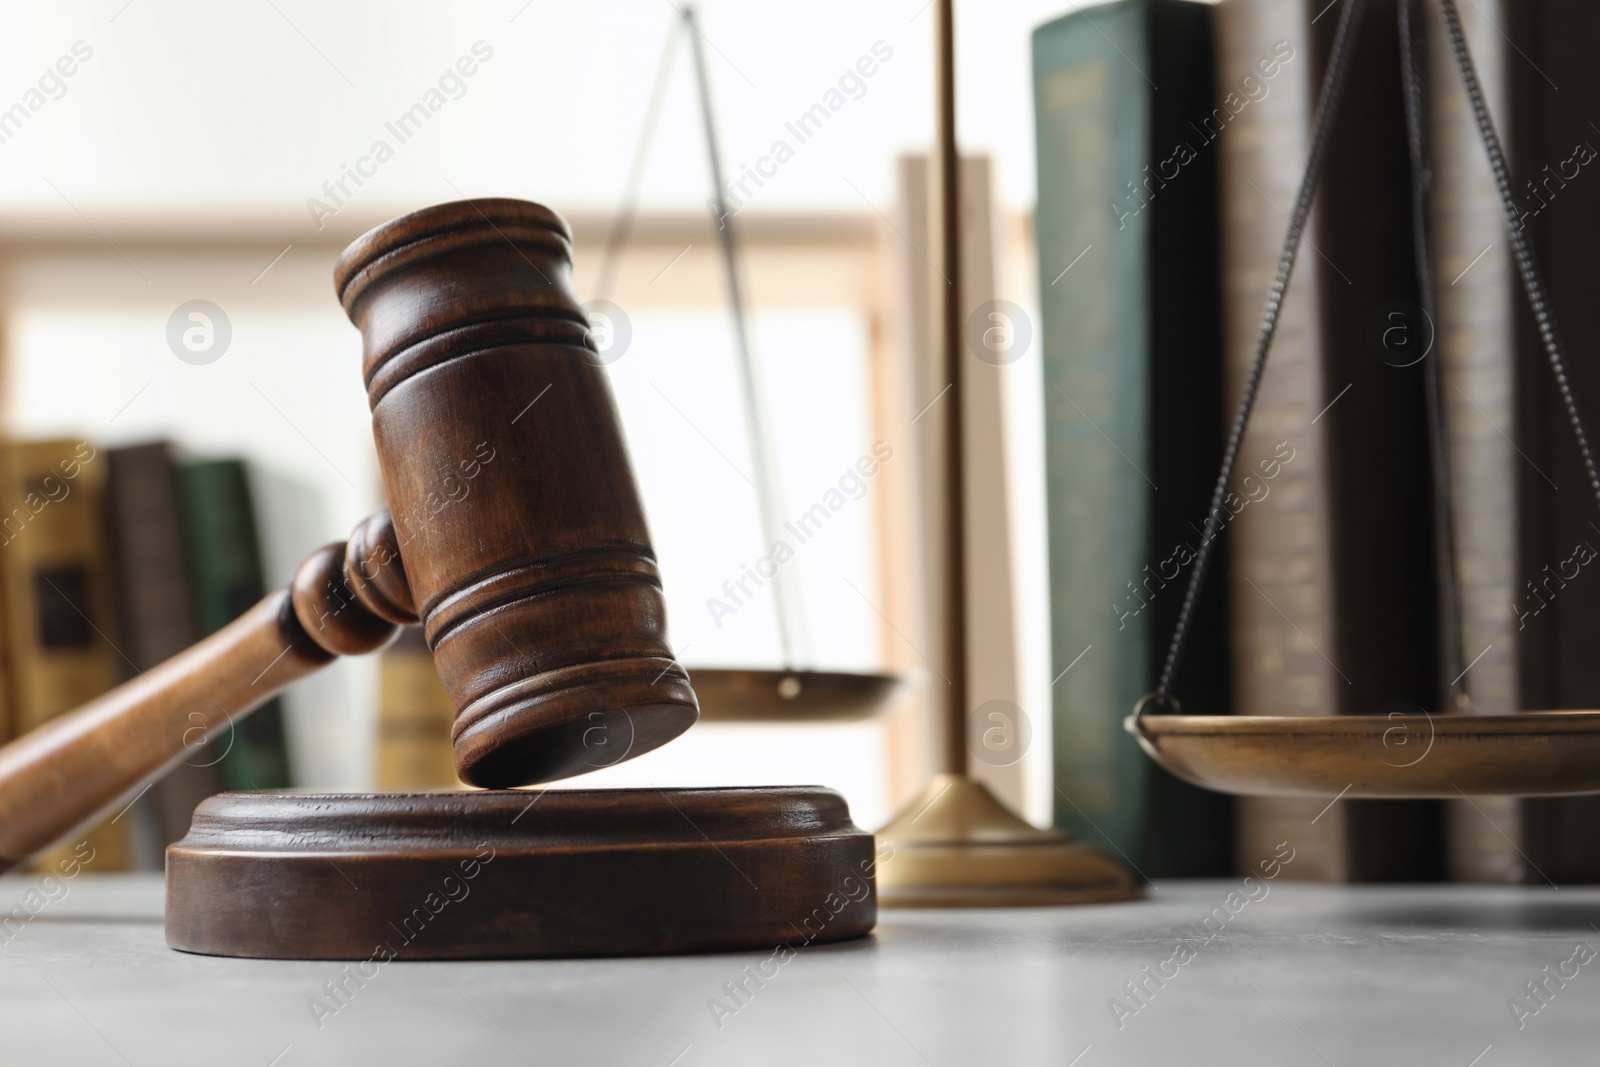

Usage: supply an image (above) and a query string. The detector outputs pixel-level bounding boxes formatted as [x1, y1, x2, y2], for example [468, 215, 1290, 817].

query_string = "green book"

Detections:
[179, 459, 293, 792]
[1032, 0, 1232, 876]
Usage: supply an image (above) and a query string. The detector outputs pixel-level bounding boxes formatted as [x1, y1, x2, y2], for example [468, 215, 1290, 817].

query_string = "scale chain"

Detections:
[1146, 0, 1369, 714]
[1143, 0, 1600, 720]
[1434, 0, 1600, 510]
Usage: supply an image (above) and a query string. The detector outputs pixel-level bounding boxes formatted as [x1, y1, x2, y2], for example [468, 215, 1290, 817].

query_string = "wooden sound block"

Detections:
[165, 787, 878, 960]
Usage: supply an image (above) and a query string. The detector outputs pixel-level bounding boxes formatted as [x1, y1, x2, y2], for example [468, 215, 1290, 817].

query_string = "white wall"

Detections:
[0, 0, 1145, 826]
[0, 0, 1127, 222]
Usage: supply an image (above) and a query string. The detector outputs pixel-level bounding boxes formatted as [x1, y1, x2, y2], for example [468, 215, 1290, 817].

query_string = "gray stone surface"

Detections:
[0, 873, 1594, 1065]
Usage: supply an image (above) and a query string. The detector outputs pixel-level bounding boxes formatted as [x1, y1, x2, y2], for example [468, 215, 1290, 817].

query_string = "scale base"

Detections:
[875, 774, 1143, 908]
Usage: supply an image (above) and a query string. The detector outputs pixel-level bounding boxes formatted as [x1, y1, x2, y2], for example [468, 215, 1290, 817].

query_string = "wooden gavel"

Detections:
[0, 198, 700, 870]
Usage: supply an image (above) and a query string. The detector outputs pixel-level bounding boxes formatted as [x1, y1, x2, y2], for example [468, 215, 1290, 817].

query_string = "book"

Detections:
[1215, 0, 1443, 880]
[179, 459, 293, 792]
[887, 153, 1040, 820]
[1032, 0, 1234, 876]
[105, 442, 220, 867]
[0, 438, 130, 870]
[376, 626, 463, 789]
[1427, 0, 1519, 882]
[1478, 0, 1600, 883]
[1433, 0, 1600, 882]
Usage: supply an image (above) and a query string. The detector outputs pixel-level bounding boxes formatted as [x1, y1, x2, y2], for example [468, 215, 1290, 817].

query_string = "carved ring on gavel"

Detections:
[0, 198, 875, 959]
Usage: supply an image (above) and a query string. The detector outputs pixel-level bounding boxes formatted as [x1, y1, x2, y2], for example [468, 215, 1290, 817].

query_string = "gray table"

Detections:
[0, 873, 1593, 1065]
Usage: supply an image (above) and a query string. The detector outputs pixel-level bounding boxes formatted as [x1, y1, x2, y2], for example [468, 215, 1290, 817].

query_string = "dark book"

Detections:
[1424, 0, 1522, 882]
[105, 442, 220, 867]
[1406, 0, 1600, 884]
[1215, 0, 1443, 880]
[1032, 0, 1234, 876]
[179, 459, 292, 791]
[1498, 0, 1600, 883]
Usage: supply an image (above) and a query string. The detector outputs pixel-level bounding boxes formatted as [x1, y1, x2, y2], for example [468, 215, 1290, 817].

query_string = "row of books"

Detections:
[7, 433, 467, 872]
[1, 434, 472, 876]
[1034, 0, 1600, 882]
[0, 440, 292, 871]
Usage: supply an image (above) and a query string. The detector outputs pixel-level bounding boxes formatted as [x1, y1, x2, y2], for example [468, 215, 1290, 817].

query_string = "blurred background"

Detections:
[6, 0, 1598, 887]
[0, 0, 1069, 872]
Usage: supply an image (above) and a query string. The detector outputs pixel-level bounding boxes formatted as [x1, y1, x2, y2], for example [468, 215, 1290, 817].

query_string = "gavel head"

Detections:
[332, 198, 698, 788]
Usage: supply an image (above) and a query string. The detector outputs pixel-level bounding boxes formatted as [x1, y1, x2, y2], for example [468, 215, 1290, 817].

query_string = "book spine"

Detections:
[1506, 0, 1600, 882]
[1142, 0, 1234, 875]
[106, 442, 219, 866]
[0, 439, 130, 871]
[1215, 0, 1347, 878]
[1429, 0, 1524, 883]
[179, 459, 292, 792]
[1035, 2, 1157, 866]
[1222, 0, 1447, 881]
[376, 627, 462, 789]
[1035, 0, 1231, 874]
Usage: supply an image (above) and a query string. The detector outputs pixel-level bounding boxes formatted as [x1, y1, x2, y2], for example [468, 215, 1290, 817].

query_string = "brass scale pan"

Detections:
[1129, 711, 1600, 798]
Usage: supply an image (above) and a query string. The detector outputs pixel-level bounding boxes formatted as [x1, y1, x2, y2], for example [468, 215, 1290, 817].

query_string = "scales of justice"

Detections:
[1128, 0, 1600, 807]
[0, 0, 1587, 959]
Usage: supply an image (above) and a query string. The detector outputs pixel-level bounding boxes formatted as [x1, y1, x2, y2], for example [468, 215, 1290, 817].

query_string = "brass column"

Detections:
[874, 0, 1140, 907]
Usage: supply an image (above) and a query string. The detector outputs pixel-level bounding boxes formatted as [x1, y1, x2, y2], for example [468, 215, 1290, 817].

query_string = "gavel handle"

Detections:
[0, 511, 415, 870]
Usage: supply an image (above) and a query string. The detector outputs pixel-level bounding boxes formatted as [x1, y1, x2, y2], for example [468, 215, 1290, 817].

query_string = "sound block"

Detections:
[166, 787, 877, 960]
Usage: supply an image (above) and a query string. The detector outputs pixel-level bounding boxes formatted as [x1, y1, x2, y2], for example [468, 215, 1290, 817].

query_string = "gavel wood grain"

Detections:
[166, 787, 877, 960]
[338, 199, 701, 788]
[0, 198, 875, 959]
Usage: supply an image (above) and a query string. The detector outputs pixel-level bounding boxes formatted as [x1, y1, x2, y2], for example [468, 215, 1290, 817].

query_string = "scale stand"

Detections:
[1133, 0, 1600, 800]
[874, 0, 1139, 907]
[591, 8, 903, 723]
